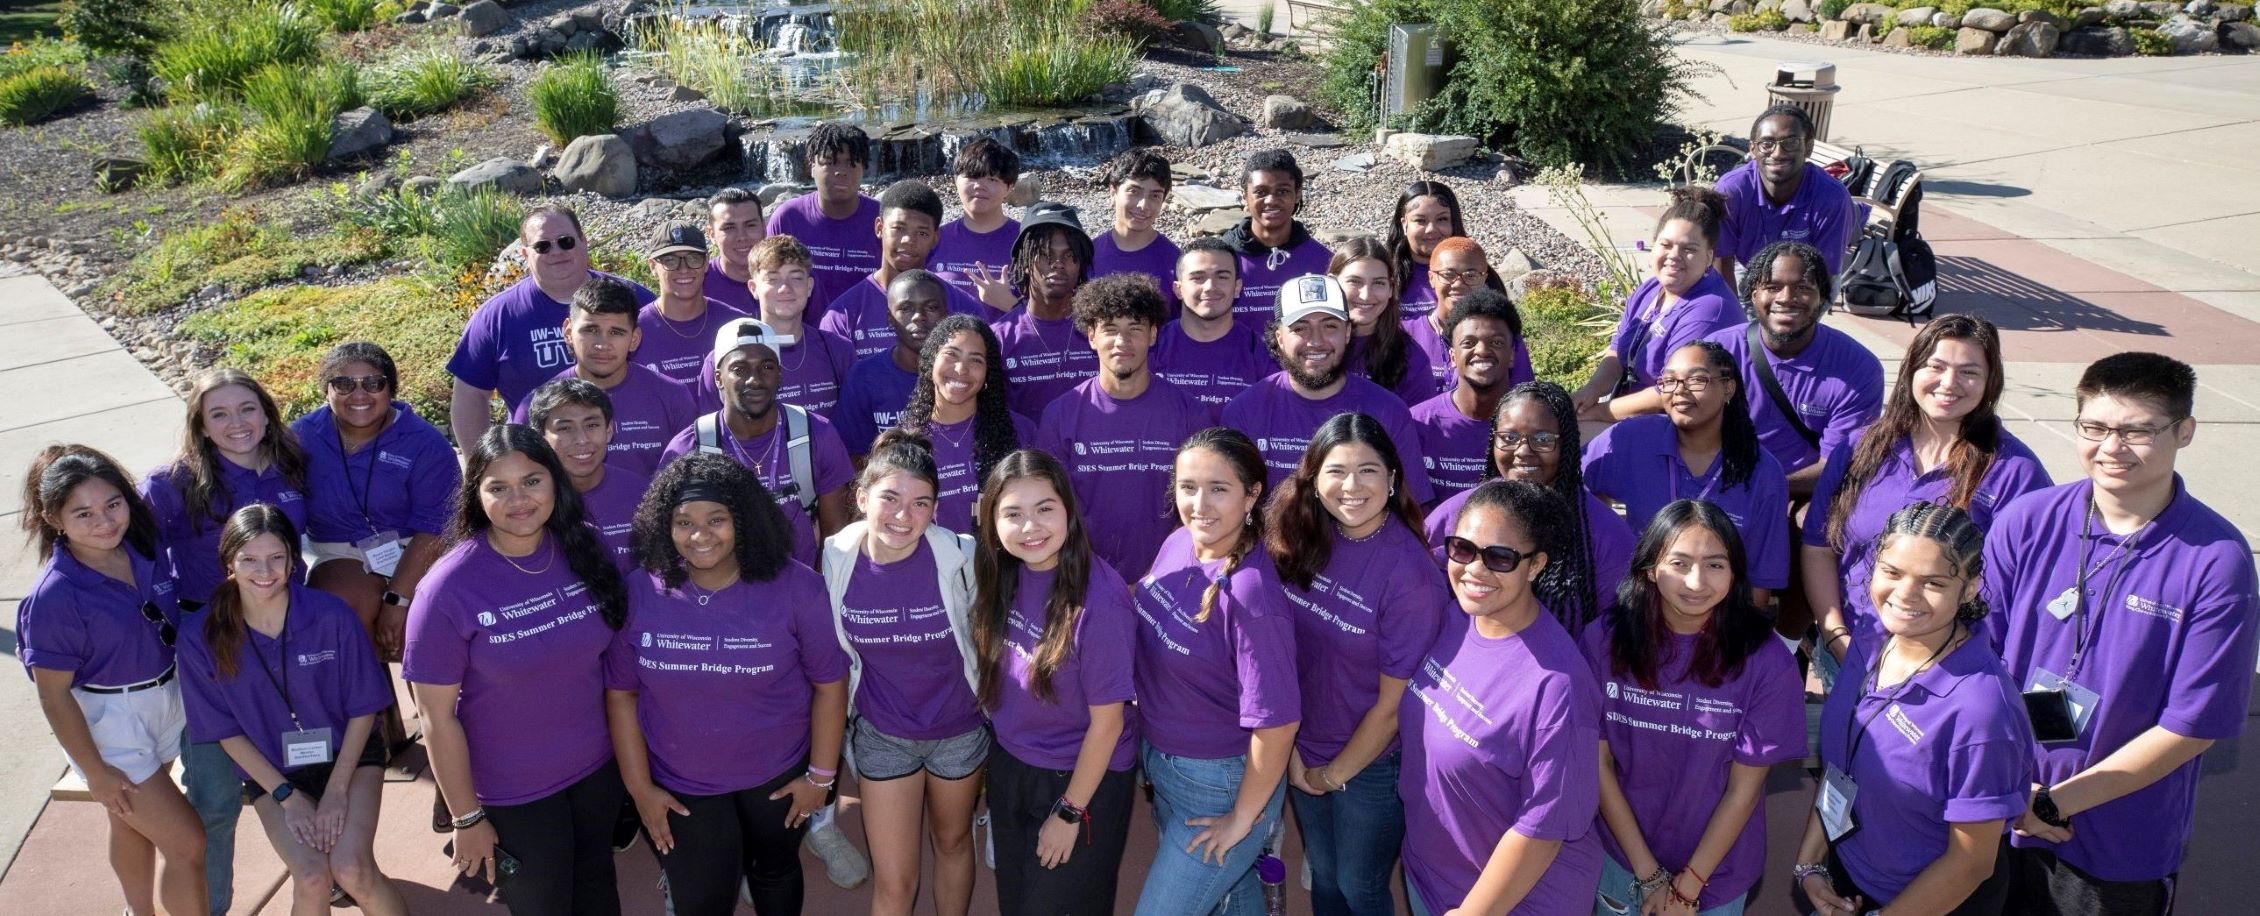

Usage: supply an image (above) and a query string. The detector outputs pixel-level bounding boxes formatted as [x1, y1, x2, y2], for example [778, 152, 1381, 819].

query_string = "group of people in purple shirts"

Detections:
[17, 105, 2254, 916]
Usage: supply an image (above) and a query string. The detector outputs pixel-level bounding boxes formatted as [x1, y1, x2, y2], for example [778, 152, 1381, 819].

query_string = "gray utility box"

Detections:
[1381, 23, 1448, 124]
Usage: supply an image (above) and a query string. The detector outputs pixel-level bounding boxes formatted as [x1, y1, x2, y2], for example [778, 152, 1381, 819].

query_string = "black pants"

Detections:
[485, 759, 628, 916]
[987, 744, 1136, 916]
[1826, 836, 2011, 916]
[2002, 844, 2175, 916]
[658, 764, 812, 916]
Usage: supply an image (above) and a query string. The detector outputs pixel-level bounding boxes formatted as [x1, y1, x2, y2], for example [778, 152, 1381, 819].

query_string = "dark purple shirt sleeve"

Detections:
[1734, 641, 1807, 766]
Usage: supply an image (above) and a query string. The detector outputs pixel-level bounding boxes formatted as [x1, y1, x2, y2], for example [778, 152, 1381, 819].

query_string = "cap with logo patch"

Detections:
[647, 221, 710, 258]
[1276, 273, 1349, 326]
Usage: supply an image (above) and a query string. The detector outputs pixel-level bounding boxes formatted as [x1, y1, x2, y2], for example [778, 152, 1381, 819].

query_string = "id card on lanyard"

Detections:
[338, 418, 404, 578]
[2032, 501, 2147, 741]
[251, 612, 334, 768]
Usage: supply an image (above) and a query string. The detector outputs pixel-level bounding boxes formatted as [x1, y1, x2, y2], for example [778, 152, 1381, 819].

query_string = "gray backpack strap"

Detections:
[695, 413, 723, 455]
[784, 404, 816, 513]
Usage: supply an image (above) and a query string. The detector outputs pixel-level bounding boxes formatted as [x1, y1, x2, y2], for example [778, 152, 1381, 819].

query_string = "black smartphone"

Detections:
[492, 844, 521, 882]
[2023, 688, 2077, 742]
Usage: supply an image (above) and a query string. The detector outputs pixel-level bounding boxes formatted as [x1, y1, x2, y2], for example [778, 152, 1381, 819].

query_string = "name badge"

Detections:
[2025, 667, 2099, 738]
[2045, 586, 2079, 621]
[357, 532, 403, 578]
[1818, 763, 1859, 842]
[283, 728, 334, 767]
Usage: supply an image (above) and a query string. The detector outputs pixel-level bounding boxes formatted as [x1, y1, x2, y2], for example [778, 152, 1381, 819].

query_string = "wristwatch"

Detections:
[382, 590, 410, 608]
[270, 782, 295, 804]
[1050, 798, 1086, 825]
[2032, 785, 2070, 828]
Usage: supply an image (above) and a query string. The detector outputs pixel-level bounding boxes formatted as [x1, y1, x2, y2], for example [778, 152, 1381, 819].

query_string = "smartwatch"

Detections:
[270, 782, 295, 804]
[382, 590, 410, 608]
[2032, 785, 2070, 828]
[1050, 798, 1086, 825]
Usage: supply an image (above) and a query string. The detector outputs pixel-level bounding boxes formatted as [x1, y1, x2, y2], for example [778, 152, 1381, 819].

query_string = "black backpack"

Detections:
[1838, 158, 1935, 321]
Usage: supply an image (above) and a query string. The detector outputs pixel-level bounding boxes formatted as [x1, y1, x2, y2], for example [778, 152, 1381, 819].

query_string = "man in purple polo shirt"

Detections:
[819, 180, 992, 363]
[990, 201, 1098, 420]
[639, 222, 750, 388]
[507, 276, 695, 477]
[448, 205, 655, 447]
[700, 187, 766, 315]
[1152, 238, 1272, 410]
[834, 269, 950, 457]
[1035, 273, 1213, 577]
[524, 378, 649, 569]
[930, 138, 1020, 299]
[765, 122, 881, 320]
[1983, 353, 2257, 915]
[1410, 289, 1521, 505]
[1706, 240, 1881, 492]
[1090, 147, 1180, 311]
[1220, 149, 1333, 320]
[1715, 105, 1857, 278]
[1220, 274, 1435, 505]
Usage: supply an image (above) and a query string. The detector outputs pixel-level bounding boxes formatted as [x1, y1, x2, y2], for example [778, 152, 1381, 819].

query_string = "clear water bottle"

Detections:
[1256, 854, 1288, 916]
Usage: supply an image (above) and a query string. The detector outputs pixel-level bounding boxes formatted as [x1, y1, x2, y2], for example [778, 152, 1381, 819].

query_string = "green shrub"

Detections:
[424, 187, 524, 273]
[220, 61, 364, 190]
[104, 206, 387, 314]
[976, 18, 1137, 107]
[181, 276, 466, 422]
[0, 64, 87, 125]
[137, 102, 242, 184]
[1817, 0, 1852, 19]
[61, 0, 172, 58]
[367, 44, 493, 120]
[1, 37, 86, 80]
[1755, 9, 1789, 29]
[2131, 28, 2172, 55]
[150, 2, 321, 102]
[303, 0, 384, 33]
[526, 52, 616, 146]
[1519, 284, 1613, 388]
[1728, 12, 1762, 30]
[1902, 24, 1955, 48]
[1144, 0, 1223, 24]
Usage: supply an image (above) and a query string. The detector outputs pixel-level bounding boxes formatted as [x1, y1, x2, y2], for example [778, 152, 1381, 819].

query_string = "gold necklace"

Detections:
[490, 534, 555, 575]
[656, 302, 711, 339]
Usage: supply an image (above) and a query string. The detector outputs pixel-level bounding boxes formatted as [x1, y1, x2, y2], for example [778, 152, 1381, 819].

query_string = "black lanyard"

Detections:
[333, 418, 381, 532]
[2066, 499, 2154, 679]
[1844, 623, 1959, 765]
[245, 608, 301, 730]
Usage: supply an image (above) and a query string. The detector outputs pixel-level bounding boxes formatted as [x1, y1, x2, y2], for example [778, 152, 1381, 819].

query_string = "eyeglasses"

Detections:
[1655, 375, 1717, 394]
[1434, 269, 1488, 284]
[1443, 536, 1531, 573]
[1493, 430, 1560, 452]
[141, 601, 176, 648]
[1750, 137, 1807, 154]
[2073, 418, 2182, 446]
[326, 375, 389, 394]
[655, 253, 707, 270]
[528, 236, 579, 255]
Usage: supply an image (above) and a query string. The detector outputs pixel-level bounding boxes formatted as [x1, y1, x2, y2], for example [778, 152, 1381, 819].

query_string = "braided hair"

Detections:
[1485, 381, 1600, 633]
[898, 314, 1019, 494]
[1456, 479, 1579, 621]
[1176, 427, 1267, 623]
[1670, 341, 1762, 493]
[1873, 502, 1991, 622]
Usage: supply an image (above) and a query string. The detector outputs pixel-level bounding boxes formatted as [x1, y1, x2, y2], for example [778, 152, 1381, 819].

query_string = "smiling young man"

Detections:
[930, 138, 1021, 299]
[639, 222, 751, 388]
[989, 201, 1098, 420]
[1409, 289, 1523, 506]
[1706, 241, 1883, 497]
[690, 235, 856, 418]
[1221, 149, 1333, 320]
[1219, 274, 1434, 505]
[1150, 238, 1273, 410]
[766, 122, 882, 320]
[524, 378, 646, 568]
[1714, 105, 1858, 279]
[1089, 148, 1181, 312]
[834, 269, 952, 457]
[701, 187, 767, 315]
[1982, 353, 2256, 916]
[508, 276, 696, 478]
[819, 180, 990, 363]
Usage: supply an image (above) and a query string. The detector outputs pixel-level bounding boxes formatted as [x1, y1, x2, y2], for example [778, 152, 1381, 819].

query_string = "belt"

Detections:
[80, 666, 176, 696]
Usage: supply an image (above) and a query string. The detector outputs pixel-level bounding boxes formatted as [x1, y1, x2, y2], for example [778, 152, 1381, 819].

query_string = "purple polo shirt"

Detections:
[510, 364, 697, 478]
[819, 273, 992, 364]
[447, 272, 655, 411]
[1219, 373, 1436, 506]
[764, 192, 882, 321]
[579, 466, 649, 571]
[1409, 392, 1488, 505]
[1607, 272, 1741, 393]
[1399, 606, 1603, 915]
[141, 457, 309, 604]
[1034, 376, 1215, 577]
[1133, 528, 1301, 759]
[1716, 161, 1857, 274]
[834, 354, 919, 456]
[1233, 234, 1333, 321]
[1819, 633, 2032, 903]
[179, 585, 393, 779]
[924, 412, 1036, 535]
[1091, 232, 1181, 310]
[290, 403, 460, 545]
[929, 217, 1018, 299]
[1286, 525, 1447, 768]
[1706, 321, 1883, 474]
[636, 299, 750, 387]
[838, 539, 982, 740]
[1805, 431, 2050, 655]
[1401, 312, 1534, 396]
[701, 261, 760, 316]
[657, 411, 854, 568]
[1348, 332, 1440, 405]
[1582, 415, 1791, 590]
[19, 546, 179, 688]
[991, 308, 1098, 420]
[1581, 621, 1804, 908]
[691, 326, 857, 419]
[1401, 262, 1437, 315]
[991, 561, 1140, 771]
[402, 537, 616, 806]
[1150, 320, 1273, 410]
[1426, 487, 1638, 607]
[1982, 478, 2259, 882]
[605, 564, 848, 794]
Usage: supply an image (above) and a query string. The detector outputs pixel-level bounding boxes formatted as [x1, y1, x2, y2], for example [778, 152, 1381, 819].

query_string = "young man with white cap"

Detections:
[640, 222, 751, 387]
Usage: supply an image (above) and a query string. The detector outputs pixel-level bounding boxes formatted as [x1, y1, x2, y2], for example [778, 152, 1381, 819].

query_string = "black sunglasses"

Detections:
[327, 375, 389, 394]
[1443, 536, 1530, 574]
[141, 601, 176, 648]
[528, 236, 579, 255]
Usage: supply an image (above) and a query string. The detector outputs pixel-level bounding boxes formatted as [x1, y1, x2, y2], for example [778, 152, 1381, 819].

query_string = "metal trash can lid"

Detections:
[1773, 60, 1837, 89]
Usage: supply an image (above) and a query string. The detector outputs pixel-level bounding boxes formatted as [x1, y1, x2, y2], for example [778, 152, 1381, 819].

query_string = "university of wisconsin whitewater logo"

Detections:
[1074, 442, 1087, 455]
[642, 631, 653, 648]
[477, 611, 496, 627]
[1605, 681, 1619, 700]
[1006, 357, 1020, 369]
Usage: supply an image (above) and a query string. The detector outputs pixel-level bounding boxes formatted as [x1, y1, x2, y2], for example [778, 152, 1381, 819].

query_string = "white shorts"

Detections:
[305, 539, 372, 575]
[70, 677, 186, 786]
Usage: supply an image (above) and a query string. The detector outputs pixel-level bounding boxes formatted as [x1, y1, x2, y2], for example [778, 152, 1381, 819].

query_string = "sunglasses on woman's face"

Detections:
[326, 375, 388, 394]
[1443, 536, 1529, 573]
[141, 601, 176, 648]
[528, 235, 579, 255]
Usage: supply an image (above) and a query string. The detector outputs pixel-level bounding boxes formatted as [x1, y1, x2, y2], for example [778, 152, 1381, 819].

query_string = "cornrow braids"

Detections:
[1488, 382, 1600, 633]
[1875, 502, 1991, 621]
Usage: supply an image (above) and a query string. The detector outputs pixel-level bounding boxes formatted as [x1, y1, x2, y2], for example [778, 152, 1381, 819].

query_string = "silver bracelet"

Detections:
[1792, 862, 1831, 884]
[1634, 866, 1672, 898]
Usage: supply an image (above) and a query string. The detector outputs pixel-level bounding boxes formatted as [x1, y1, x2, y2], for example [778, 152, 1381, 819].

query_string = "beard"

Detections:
[1286, 357, 1346, 392]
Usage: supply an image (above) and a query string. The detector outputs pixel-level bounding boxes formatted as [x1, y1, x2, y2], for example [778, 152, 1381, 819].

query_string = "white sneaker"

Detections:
[803, 815, 870, 889]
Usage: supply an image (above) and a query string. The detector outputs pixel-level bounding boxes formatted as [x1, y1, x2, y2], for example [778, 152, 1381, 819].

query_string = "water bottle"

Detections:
[1256, 854, 1288, 916]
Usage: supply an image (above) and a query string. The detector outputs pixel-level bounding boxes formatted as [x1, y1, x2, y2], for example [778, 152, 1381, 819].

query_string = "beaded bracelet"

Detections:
[1634, 866, 1672, 900]
[1792, 862, 1832, 884]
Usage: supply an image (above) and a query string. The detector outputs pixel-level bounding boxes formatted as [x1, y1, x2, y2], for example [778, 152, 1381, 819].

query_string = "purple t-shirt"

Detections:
[691, 326, 858, 420]
[1285, 525, 1447, 768]
[402, 537, 616, 806]
[1706, 322, 1883, 474]
[991, 309, 1097, 420]
[701, 261, 760, 317]
[1716, 161, 1858, 274]
[1150, 320, 1273, 410]
[1982, 478, 2259, 882]
[657, 411, 854, 568]
[1034, 376, 1215, 577]
[1805, 431, 2050, 655]
[19, 546, 180, 688]
[141, 457, 309, 604]
[1582, 415, 1791, 589]
[1399, 607, 1603, 915]
[1426, 487, 1638, 608]
[1401, 262, 1437, 315]
[509, 364, 697, 479]
[1607, 272, 1742, 393]
[1819, 633, 2032, 903]
[579, 466, 649, 572]
[929, 217, 1019, 299]
[835, 354, 920, 456]
[1219, 373, 1436, 506]
[920, 412, 1036, 535]
[637, 299, 750, 387]
[1091, 232, 1181, 310]
[1133, 528, 1301, 759]
[1348, 331, 1441, 405]
[1409, 392, 1489, 506]
[838, 539, 983, 740]
[819, 273, 993, 364]
[765, 192, 882, 321]
[290, 403, 460, 545]
[605, 564, 848, 794]
[447, 272, 655, 411]
[991, 561, 1140, 771]
[179, 585, 393, 779]
[1234, 234, 1334, 321]
[1581, 621, 1804, 908]
[1401, 312, 1534, 396]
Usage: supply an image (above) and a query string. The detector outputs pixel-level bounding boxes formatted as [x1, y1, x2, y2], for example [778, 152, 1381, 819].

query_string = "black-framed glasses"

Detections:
[327, 375, 388, 394]
[528, 236, 579, 254]
[654, 252, 707, 270]
[1493, 430, 1560, 453]
[2073, 418, 2182, 446]
[1655, 375, 1717, 394]
[1751, 137, 1807, 154]
[1443, 536, 1530, 573]
[141, 601, 176, 648]
[1434, 268, 1488, 284]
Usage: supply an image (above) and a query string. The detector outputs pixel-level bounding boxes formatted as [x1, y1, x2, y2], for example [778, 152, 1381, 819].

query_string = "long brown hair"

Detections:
[1826, 315, 2007, 550]
[1329, 236, 1413, 389]
[20, 444, 158, 561]
[1266, 412, 1424, 590]
[1176, 427, 1267, 623]
[972, 450, 1093, 706]
[203, 504, 303, 679]
[173, 369, 308, 532]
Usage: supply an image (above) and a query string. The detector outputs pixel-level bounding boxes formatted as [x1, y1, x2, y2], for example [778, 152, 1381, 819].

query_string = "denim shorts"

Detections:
[849, 717, 990, 781]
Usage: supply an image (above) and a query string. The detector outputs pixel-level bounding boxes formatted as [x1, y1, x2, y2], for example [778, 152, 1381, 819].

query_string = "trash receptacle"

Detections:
[1766, 60, 1840, 143]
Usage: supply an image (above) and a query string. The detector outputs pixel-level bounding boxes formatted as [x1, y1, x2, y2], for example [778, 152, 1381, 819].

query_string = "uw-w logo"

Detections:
[477, 611, 496, 627]
[641, 632, 653, 648]
[1605, 682, 1619, 699]
[1074, 442, 1087, 455]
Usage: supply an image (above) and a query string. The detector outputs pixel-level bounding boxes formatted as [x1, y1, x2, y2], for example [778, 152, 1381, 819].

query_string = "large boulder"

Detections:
[1956, 25, 2001, 52]
[1998, 20, 2062, 55]
[1897, 6, 1937, 26]
[2019, 8, 2067, 28]
[1839, 2, 1894, 25]
[326, 106, 393, 161]
[1132, 83, 1248, 148]
[1821, 19, 1854, 38]
[1172, 20, 1223, 54]
[1259, 95, 1313, 130]
[1933, 11, 1962, 27]
[1882, 25, 1915, 46]
[2103, 0, 2142, 17]
[2226, 20, 2260, 47]
[1781, 0, 1813, 21]
[553, 133, 636, 197]
[448, 157, 543, 195]
[458, 0, 509, 36]
[1383, 132, 1479, 171]
[2060, 25, 2136, 54]
[2158, 14, 2219, 52]
[2221, 4, 2253, 21]
[1962, 7, 2016, 30]
[631, 107, 729, 170]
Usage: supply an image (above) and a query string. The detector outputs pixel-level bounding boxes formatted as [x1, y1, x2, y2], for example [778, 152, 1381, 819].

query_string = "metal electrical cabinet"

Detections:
[1380, 23, 1448, 124]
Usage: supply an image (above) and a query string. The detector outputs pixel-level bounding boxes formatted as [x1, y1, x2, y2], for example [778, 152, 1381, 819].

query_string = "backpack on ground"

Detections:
[695, 405, 817, 515]
[1837, 156, 1934, 321]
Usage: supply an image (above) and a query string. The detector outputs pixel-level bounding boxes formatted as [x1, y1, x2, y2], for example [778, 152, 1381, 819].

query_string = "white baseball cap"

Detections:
[711, 318, 797, 367]
[1276, 273, 1349, 325]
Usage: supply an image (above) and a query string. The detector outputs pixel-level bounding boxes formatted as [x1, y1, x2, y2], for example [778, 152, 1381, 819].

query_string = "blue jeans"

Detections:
[1133, 743, 1287, 916]
[1595, 853, 1746, 916]
[180, 736, 240, 915]
[1289, 750, 1404, 916]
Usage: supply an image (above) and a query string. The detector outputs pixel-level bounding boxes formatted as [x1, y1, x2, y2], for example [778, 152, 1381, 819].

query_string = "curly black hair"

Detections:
[1737, 240, 1835, 313]
[631, 453, 796, 589]
[451, 425, 628, 629]
[1071, 271, 1170, 333]
[1485, 382, 1600, 633]
[898, 314, 1019, 493]
[807, 122, 870, 168]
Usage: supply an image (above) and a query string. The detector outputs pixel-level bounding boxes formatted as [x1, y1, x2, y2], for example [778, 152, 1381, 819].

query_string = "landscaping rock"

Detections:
[1883, 25, 1915, 46]
[2073, 7, 2106, 26]
[631, 107, 729, 170]
[1856, 21, 1879, 40]
[459, 0, 509, 36]
[1956, 25, 2001, 52]
[1186, 208, 1247, 237]
[2142, 1, 2182, 15]
[1495, 248, 1538, 280]
[2227, 20, 2260, 47]
[1384, 132, 1479, 171]
[449, 157, 543, 195]
[1840, 3, 1894, 25]
[2221, 4, 2253, 21]
[1171, 183, 1243, 212]
[664, 83, 705, 102]
[1259, 95, 1313, 130]
[1998, 20, 2062, 56]
[2060, 25, 2136, 54]
[2184, 0, 2215, 14]
[1821, 19, 1854, 39]
[2158, 14, 2219, 52]
[1172, 20, 1224, 55]
[1897, 7, 1936, 26]
[1934, 11, 1962, 27]
[355, 173, 402, 199]
[756, 183, 807, 207]
[565, 30, 605, 52]
[394, 9, 427, 24]
[1962, 7, 2015, 30]
[92, 157, 145, 193]
[554, 134, 637, 197]
[1005, 173, 1041, 207]
[2104, 0, 2142, 17]
[1131, 83, 1247, 148]
[429, 2, 459, 17]
[403, 176, 444, 196]
[2019, 8, 2067, 28]
[1331, 152, 1376, 173]
[326, 107, 393, 162]
[1781, 0, 1813, 21]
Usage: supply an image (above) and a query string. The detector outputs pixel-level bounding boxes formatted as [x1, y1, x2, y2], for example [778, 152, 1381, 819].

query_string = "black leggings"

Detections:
[987, 744, 1137, 916]
[658, 764, 812, 916]
[485, 759, 628, 916]
[1827, 836, 2012, 916]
